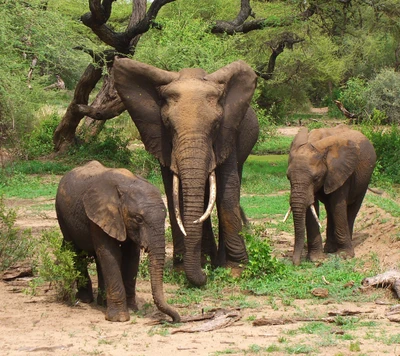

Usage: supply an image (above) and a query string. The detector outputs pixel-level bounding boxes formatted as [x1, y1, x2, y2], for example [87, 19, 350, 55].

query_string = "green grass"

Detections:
[242, 155, 289, 195]
[365, 194, 400, 217]
[253, 135, 293, 155]
[0, 172, 60, 198]
[242, 255, 381, 301]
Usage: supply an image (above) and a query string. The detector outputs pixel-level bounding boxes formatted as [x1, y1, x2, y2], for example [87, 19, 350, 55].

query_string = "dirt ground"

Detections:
[1, 186, 400, 356]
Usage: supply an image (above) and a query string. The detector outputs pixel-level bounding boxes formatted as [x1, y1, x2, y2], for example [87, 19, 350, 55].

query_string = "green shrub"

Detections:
[22, 113, 61, 159]
[241, 225, 287, 280]
[0, 195, 34, 271]
[362, 125, 400, 184]
[366, 68, 400, 124]
[337, 77, 369, 120]
[30, 229, 87, 304]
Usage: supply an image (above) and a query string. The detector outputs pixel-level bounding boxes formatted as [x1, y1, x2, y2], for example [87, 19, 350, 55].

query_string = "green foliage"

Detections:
[30, 229, 87, 303]
[0, 0, 89, 141]
[241, 225, 287, 279]
[136, 5, 241, 72]
[243, 256, 371, 302]
[362, 125, 400, 184]
[22, 113, 61, 159]
[337, 78, 369, 120]
[365, 68, 400, 124]
[0, 195, 33, 271]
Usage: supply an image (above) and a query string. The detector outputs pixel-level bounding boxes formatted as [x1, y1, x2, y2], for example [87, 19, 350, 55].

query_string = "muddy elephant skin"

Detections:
[113, 59, 259, 286]
[55, 160, 180, 322]
[287, 125, 376, 265]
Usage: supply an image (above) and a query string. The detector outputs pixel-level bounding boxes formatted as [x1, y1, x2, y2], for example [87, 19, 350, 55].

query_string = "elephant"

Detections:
[286, 124, 376, 265]
[113, 58, 259, 287]
[55, 160, 180, 323]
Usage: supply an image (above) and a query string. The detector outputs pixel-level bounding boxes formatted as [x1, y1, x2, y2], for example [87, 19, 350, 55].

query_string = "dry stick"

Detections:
[253, 310, 370, 327]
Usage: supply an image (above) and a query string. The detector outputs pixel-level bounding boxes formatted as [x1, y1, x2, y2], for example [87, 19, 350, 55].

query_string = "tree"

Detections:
[53, 0, 174, 152]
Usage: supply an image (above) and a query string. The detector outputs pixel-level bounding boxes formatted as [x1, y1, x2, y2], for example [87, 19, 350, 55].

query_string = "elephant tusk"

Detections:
[194, 171, 217, 224]
[283, 206, 291, 222]
[310, 204, 322, 228]
[173, 174, 187, 236]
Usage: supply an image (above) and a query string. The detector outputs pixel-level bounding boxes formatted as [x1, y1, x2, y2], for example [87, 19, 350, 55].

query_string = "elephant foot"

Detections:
[307, 250, 325, 263]
[225, 261, 245, 278]
[336, 247, 355, 259]
[76, 289, 94, 304]
[173, 259, 185, 273]
[324, 243, 338, 254]
[105, 308, 130, 322]
[126, 296, 138, 311]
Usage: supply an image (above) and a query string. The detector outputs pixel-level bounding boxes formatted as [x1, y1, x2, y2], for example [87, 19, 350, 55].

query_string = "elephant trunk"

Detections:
[290, 188, 309, 266]
[148, 245, 181, 323]
[178, 149, 213, 285]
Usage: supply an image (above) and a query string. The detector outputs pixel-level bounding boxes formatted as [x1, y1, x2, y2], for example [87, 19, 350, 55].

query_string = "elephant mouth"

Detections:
[283, 204, 322, 228]
[173, 171, 217, 236]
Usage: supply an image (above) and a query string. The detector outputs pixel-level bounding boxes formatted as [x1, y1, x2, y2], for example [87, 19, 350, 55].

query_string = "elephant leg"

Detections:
[91, 224, 129, 322]
[95, 258, 106, 307]
[324, 208, 337, 253]
[330, 197, 354, 258]
[347, 192, 366, 238]
[161, 166, 185, 269]
[306, 202, 324, 262]
[202, 217, 217, 267]
[216, 155, 248, 271]
[121, 240, 140, 311]
[59, 218, 94, 303]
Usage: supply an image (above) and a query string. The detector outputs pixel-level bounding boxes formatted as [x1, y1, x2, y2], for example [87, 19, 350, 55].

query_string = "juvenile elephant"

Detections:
[55, 161, 180, 323]
[113, 58, 259, 286]
[286, 125, 376, 265]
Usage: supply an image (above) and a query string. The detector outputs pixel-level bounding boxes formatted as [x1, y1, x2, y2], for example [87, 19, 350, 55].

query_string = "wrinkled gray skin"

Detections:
[113, 58, 259, 287]
[287, 125, 376, 265]
[55, 161, 180, 323]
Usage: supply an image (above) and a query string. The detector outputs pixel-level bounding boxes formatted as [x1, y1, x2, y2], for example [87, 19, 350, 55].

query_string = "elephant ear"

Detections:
[205, 60, 257, 164]
[113, 58, 179, 166]
[83, 186, 126, 242]
[314, 136, 360, 195]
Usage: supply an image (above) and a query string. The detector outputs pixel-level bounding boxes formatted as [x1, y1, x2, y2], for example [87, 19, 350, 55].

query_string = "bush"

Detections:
[30, 229, 88, 304]
[366, 68, 400, 124]
[241, 224, 286, 280]
[337, 77, 369, 120]
[22, 113, 60, 159]
[0, 195, 33, 271]
[362, 125, 400, 185]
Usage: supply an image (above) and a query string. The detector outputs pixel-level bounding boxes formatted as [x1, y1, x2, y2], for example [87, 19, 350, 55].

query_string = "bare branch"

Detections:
[211, 2, 317, 35]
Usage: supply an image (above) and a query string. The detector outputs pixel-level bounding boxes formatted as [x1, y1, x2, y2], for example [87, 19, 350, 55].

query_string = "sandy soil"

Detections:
[1, 186, 400, 356]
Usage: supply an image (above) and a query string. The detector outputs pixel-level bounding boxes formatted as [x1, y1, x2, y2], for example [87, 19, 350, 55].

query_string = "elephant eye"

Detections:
[133, 215, 144, 225]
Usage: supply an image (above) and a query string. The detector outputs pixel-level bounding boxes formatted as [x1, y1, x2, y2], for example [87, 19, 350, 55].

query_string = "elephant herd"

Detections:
[55, 58, 376, 322]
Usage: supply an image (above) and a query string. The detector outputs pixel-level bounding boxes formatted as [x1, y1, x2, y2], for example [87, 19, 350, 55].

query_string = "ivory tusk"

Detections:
[310, 204, 322, 228]
[194, 171, 217, 224]
[173, 174, 187, 236]
[283, 206, 291, 222]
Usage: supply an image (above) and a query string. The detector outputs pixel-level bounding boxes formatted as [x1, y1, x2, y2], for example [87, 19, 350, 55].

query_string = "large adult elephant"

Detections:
[55, 160, 180, 323]
[113, 58, 259, 286]
[286, 125, 376, 265]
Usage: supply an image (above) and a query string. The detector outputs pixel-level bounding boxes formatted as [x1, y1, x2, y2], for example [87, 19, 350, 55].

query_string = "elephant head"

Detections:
[113, 58, 257, 286]
[82, 168, 180, 322]
[287, 127, 360, 265]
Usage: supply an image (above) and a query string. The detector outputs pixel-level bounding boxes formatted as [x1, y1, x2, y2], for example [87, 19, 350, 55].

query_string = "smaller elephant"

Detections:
[55, 161, 180, 323]
[286, 125, 376, 265]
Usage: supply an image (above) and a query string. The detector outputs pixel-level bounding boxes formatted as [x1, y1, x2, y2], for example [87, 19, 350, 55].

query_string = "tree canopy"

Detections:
[0, 0, 399, 148]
